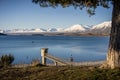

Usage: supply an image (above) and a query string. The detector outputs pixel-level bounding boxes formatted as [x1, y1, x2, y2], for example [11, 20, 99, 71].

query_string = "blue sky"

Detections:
[0, 0, 113, 30]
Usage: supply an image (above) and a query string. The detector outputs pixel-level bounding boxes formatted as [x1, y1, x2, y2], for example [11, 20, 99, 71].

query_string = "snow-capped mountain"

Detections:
[89, 21, 111, 35]
[64, 24, 87, 32]
[47, 24, 87, 32]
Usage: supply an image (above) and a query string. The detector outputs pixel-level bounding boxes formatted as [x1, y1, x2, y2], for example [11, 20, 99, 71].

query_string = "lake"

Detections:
[0, 35, 109, 64]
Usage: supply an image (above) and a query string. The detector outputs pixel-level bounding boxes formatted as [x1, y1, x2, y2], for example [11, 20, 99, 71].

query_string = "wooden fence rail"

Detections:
[41, 48, 105, 66]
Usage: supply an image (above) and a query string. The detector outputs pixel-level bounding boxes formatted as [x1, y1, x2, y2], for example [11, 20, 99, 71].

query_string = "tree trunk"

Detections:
[107, 0, 120, 69]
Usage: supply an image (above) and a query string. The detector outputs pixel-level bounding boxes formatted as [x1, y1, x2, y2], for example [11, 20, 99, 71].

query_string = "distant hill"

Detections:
[0, 33, 7, 35]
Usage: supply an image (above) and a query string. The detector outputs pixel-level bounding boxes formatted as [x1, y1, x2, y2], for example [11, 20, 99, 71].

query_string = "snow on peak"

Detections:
[6, 28, 47, 33]
[33, 28, 46, 32]
[64, 24, 86, 32]
[47, 28, 57, 32]
[56, 28, 64, 32]
[0, 29, 4, 33]
[89, 21, 111, 35]
[92, 21, 111, 30]
[47, 28, 64, 32]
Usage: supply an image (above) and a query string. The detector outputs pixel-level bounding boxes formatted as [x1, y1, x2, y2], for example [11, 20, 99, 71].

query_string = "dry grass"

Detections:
[0, 66, 120, 80]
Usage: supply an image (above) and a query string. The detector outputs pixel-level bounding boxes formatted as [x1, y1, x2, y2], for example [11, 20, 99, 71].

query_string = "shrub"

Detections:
[0, 54, 14, 68]
[31, 58, 41, 67]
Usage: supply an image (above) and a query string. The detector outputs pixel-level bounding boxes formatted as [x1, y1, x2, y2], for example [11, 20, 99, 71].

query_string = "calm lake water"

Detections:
[0, 35, 109, 64]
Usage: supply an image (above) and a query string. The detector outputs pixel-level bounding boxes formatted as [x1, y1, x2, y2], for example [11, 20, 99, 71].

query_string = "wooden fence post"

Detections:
[41, 48, 48, 65]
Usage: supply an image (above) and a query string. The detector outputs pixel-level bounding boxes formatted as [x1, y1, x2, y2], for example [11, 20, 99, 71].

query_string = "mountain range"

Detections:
[0, 21, 111, 36]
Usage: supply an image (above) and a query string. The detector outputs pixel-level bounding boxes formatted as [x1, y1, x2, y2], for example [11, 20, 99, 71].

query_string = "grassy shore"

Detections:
[0, 66, 120, 80]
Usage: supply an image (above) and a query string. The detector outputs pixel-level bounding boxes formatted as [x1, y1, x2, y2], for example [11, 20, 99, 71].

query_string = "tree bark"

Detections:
[107, 0, 120, 69]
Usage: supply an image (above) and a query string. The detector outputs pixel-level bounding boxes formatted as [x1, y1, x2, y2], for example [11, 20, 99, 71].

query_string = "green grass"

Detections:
[0, 66, 120, 80]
